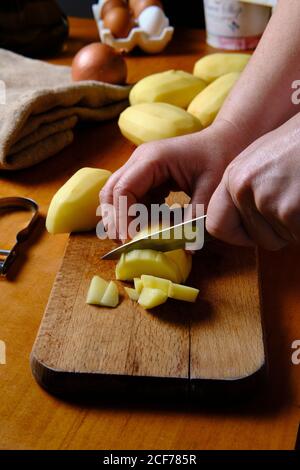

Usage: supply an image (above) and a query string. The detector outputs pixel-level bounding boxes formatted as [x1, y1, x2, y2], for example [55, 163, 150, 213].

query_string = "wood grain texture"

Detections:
[190, 244, 264, 381]
[0, 18, 299, 450]
[31, 232, 265, 398]
[31, 234, 189, 381]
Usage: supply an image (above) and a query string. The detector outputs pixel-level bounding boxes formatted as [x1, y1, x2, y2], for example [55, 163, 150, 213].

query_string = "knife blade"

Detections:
[101, 215, 207, 260]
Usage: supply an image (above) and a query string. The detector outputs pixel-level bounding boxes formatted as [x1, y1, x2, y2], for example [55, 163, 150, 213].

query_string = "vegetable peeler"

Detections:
[0, 197, 39, 276]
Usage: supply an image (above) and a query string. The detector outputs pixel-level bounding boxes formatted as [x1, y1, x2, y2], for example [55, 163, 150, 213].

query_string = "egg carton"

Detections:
[92, 0, 174, 54]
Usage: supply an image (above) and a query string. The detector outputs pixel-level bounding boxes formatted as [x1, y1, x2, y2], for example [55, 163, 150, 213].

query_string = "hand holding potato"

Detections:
[207, 114, 300, 250]
[100, 120, 245, 240]
[102, 1, 300, 248]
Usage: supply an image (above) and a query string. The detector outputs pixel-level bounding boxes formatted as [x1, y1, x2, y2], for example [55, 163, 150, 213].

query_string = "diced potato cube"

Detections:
[141, 275, 171, 294]
[86, 276, 108, 305]
[134, 278, 143, 295]
[138, 287, 168, 310]
[124, 287, 140, 301]
[168, 283, 199, 303]
[100, 281, 119, 308]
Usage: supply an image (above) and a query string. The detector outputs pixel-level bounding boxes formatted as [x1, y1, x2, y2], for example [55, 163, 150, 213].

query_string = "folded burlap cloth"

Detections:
[0, 49, 130, 170]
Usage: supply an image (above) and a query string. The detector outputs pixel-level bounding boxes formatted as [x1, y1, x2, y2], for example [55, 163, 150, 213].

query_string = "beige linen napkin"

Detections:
[0, 49, 130, 170]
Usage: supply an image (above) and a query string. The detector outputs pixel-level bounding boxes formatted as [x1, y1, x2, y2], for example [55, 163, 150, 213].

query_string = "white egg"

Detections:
[138, 6, 169, 37]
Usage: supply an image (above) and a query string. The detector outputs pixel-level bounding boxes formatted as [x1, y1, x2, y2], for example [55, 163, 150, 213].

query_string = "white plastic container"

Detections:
[203, 0, 271, 50]
[240, 0, 277, 6]
[92, 0, 174, 54]
[240, 0, 278, 15]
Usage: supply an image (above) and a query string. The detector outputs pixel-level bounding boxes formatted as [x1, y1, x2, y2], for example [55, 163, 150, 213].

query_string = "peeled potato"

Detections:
[187, 72, 240, 127]
[129, 70, 207, 108]
[46, 167, 111, 234]
[193, 53, 250, 83]
[115, 249, 182, 283]
[130, 227, 192, 284]
[138, 287, 168, 309]
[165, 249, 192, 283]
[118, 102, 202, 146]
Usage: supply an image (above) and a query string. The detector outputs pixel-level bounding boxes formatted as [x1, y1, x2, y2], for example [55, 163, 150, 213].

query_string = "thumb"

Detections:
[184, 173, 219, 221]
[206, 179, 254, 247]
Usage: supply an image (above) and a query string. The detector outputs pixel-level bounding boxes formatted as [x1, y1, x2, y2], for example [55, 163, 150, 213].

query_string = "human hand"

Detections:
[100, 120, 245, 240]
[207, 114, 300, 250]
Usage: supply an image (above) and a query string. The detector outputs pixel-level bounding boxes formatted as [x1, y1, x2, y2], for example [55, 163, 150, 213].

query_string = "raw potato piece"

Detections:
[124, 287, 140, 301]
[86, 276, 108, 305]
[101, 281, 119, 308]
[134, 278, 143, 294]
[141, 275, 171, 294]
[165, 250, 192, 283]
[193, 53, 250, 83]
[115, 249, 182, 283]
[86, 276, 119, 308]
[118, 102, 202, 146]
[129, 70, 207, 108]
[46, 167, 111, 234]
[188, 72, 240, 127]
[168, 283, 199, 303]
[137, 274, 199, 303]
[132, 227, 193, 283]
[138, 287, 168, 310]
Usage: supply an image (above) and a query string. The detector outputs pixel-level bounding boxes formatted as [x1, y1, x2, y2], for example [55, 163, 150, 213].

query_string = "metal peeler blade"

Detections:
[0, 197, 39, 276]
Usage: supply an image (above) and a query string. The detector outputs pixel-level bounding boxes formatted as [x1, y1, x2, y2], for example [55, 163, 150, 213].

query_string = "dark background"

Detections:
[57, 0, 205, 28]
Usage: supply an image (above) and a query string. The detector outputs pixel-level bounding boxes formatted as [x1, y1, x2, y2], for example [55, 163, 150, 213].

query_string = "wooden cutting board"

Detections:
[31, 233, 266, 401]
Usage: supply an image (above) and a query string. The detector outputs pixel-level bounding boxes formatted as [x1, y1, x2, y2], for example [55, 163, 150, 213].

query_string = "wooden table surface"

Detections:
[0, 17, 299, 451]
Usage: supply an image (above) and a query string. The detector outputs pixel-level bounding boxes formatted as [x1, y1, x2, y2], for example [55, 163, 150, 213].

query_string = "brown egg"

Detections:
[100, 0, 127, 20]
[132, 0, 163, 18]
[103, 7, 134, 38]
[72, 43, 127, 85]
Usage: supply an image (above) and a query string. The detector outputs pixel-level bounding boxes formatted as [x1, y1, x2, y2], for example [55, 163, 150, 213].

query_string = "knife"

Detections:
[101, 215, 207, 260]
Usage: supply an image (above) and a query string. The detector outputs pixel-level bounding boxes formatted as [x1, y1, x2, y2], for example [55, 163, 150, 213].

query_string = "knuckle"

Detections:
[131, 146, 145, 161]
[100, 186, 109, 197]
[135, 142, 154, 158]
[140, 141, 164, 161]
[206, 217, 223, 240]
[100, 186, 110, 202]
[113, 182, 126, 197]
[226, 165, 252, 204]
[255, 191, 275, 216]
[278, 201, 299, 226]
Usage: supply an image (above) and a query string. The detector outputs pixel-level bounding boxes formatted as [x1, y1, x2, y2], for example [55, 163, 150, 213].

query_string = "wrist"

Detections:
[210, 118, 252, 164]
